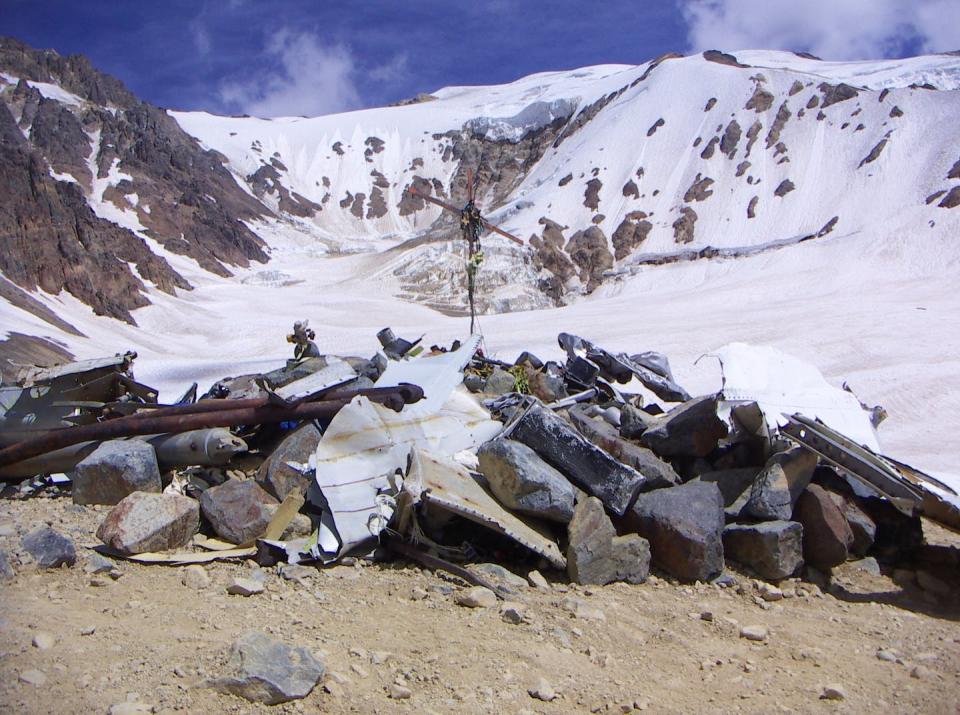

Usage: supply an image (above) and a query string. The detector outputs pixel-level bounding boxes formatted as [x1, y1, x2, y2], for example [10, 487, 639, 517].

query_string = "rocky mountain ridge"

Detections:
[1, 37, 959, 344]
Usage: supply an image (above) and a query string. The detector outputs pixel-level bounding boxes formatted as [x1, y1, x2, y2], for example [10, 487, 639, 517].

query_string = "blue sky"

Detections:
[4, 0, 959, 117]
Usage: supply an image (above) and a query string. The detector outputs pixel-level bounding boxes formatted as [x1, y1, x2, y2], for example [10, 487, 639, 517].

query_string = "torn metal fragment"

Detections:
[402, 449, 565, 569]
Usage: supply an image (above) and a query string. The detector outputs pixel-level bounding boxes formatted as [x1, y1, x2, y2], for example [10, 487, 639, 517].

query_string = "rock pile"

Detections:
[1, 326, 958, 702]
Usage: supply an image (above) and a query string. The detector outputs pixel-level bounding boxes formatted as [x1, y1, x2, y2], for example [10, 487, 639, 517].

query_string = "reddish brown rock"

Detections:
[97, 492, 199, 555]
[793, 484, 854, 569]
[200, 479, 278, 546]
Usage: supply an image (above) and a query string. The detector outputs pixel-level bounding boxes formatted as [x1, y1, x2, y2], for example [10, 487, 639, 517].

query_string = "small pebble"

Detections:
[528, 676, 556, 702]
[181, 565, 210, 590]
[389, 684, 412, 700]
[226, 577, 264, 596]
[501, 602, 527, 625]
[821, 685, 846, 701]
[32, 632, 55, 650]
[740, 625, 768, 642]
[455, 586, 497, 608]
[19, 669, 47, 686]
[528, 570, 550, 590]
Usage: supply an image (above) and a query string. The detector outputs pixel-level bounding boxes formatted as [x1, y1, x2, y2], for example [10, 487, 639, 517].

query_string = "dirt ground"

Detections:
[1, 496, 958, 715]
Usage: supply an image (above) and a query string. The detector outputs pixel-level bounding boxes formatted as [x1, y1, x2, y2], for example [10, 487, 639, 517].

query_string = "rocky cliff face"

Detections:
[0, 37, 271, 323]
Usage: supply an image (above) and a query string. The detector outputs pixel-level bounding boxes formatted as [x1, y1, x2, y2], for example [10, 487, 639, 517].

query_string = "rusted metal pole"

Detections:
[118, 383, 422, 420]
[0, 388, 423, 472]
[0, 384, 424, 447]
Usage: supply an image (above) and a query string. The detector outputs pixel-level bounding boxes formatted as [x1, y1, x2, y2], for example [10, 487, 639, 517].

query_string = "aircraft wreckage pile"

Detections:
[2, 323, 958, 611]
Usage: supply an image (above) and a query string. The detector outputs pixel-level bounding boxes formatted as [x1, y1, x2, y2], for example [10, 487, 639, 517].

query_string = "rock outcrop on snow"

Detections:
[2, 37, 958, 347]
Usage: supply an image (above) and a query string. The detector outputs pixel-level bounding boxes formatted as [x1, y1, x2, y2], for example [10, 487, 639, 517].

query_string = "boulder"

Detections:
[97, 492, 199, 555]
[484, 368, 517, 395]
[477, 439, 576, 523]
[619, 403, 656, 440]
[528, 370, 567, 403]
[200, 479, 278, 545]
[71, 440, 162, 506]
[567, 497, 650, 585]
[625, 481, 725, 582]
[703, 468, 759, 504]
[255, 424, 321, 500]
[641, 396, 727, 458]
[744, 448, 817, 521]
[21, 527, 76, 568]
[793, 484, 853, 569]
[207, 632, 325, 704]
[723, 521, 804, 580]
[511, 404, 647, 516]
[838, 497, 876, 557]
[568, 406, 680, 490]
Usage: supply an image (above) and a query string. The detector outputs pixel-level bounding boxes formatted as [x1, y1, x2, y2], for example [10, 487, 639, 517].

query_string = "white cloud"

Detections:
[189, 17, 212, 56]
[219, 30, 362, 117]
[679, 0, 960, 60]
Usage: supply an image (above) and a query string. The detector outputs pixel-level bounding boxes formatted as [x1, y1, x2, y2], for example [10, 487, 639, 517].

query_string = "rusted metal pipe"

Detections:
[0, 384, 424, 447]
[111, 383, 422, 420]
[0, 388, 423, 473]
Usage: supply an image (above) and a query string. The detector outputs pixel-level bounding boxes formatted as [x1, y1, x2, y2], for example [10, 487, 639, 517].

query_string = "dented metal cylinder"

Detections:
[0, 428, 248, 479]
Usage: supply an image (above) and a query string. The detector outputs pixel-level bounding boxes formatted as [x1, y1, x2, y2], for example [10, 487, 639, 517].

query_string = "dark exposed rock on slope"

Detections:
[0, 37, 271, 322]
[0, 101, 187, 323]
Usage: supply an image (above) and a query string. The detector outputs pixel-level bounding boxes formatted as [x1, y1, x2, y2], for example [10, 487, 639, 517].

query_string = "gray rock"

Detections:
[97, 492, 199, 554]
[512, 405, 647, 516]
[567, 497, 650, 585]
[227, 577, 264, 596]
[255, 424, 321, 501]
[619, 403, 656, 439]
[455, 586, 497, 608]
[794, 485, 853, 569]
[200, 479, 278, 545]
[472, 563, 529, 591]
[820, 685, 846, 701]
[500, 602, 527, 624]
[696, 468, 759, 508]
[484, 367, 517, 395]
[207, 632, 325, 704]
[528, 676, 557, 702]
[19, 668, 47, 686]
[0, 549, 15, 580]
[568, 406, 680, 490]
[740, 625, 768, 642]
[83, 552, 116, 574]
[32, 632, 55, 650]
[463, 373, 484, 393]
[181, 564, 211, 589]
[527, 570, 550, 590]
[744, 448, 817, 520]
[389, 684, 413, 699]
[279, 563, 316, 583]
[841, 499, 877, 556]
[71, 440, 162, 506]
[21, 527, 76, 568]
[848, 556, 881, 577]
[476, 439, 576, 523]
[625, 481, 725, 582]
[640, 396, 727, 458]
[723, 521, 804, 580]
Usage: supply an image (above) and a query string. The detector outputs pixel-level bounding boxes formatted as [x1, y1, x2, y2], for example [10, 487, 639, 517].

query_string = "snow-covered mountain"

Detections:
[2, 39, 960, 476]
